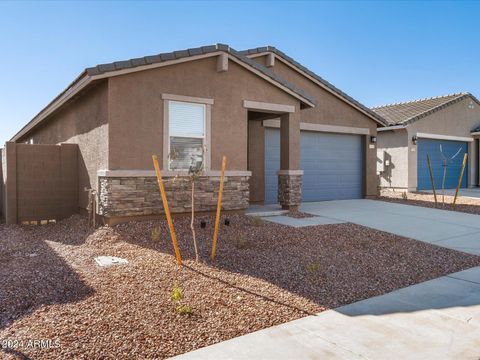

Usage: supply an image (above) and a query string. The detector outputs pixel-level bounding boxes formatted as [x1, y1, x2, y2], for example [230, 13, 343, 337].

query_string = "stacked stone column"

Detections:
[278, 170, 303, 209]
[278, 111, 303, 210]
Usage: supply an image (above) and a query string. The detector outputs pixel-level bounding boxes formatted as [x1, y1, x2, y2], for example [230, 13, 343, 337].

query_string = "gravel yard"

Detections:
[1, 213, 480, 359]
[379, 189, 480, 215]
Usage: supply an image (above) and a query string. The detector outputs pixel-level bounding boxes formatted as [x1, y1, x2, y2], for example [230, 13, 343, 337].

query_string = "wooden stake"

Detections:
[427, 155, 438, 207]
[152, 155, 182, 265]
[453, 153, 468, 206]
[211, 156, 227, 261]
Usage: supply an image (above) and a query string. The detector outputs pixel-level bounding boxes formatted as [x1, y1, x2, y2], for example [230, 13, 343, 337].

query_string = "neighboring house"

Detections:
[374, 93, 480, 191]
[6, 44, 385, 225]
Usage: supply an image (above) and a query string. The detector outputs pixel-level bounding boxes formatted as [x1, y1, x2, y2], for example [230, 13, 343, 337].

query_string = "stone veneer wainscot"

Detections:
[98, 175, 250, 217]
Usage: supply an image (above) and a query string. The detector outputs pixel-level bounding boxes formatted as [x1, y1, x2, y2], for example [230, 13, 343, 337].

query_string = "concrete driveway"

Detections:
[300, 199, 480, 255]
[172, 200, 480, 360]
[172, 267, 480, 360]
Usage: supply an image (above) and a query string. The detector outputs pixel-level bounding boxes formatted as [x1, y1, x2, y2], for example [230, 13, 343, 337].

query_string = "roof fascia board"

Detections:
[401, 95, 467, 126]
[416, 132, 474, 142]
[12, 50, 315, 141]
[228, 55, 314, 107]
[12, 74, 92, 141]
[91, 52, 221, 80]
[377, 125, 407, 132]
[14, 53, 221, 141]
[378, 93, 480, 127]
[93, 51, 315, 107]
[247, 51, 385, 126]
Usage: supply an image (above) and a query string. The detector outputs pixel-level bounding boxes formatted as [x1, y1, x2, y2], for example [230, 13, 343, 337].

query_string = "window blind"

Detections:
[169, 101, 205, 137]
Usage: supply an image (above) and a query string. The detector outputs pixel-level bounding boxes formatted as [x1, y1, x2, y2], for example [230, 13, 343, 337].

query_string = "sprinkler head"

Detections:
[200, 220, 206, 229]
[224, 218, 230, 226]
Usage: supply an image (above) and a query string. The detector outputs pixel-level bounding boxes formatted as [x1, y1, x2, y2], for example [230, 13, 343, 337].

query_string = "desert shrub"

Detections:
[151, 227, 161, 242]
[305, 260, 321, 273]
[170, 284, 183, 302]
[251, 216, 263, 227]
[170, 283, 193, 316]
[231, 234, 250, 250]
[175, 304, 193, 315]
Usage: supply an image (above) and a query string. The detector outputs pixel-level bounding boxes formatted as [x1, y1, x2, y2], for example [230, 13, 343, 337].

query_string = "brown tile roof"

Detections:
[12, 44, 317, 141]
[372, 93, 480, 126]
[240, 46, 388, 126]
[85, 44, 316, 106]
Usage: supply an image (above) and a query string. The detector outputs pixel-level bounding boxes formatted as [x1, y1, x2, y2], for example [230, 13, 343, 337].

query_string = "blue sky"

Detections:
[0, 0, 478, 145]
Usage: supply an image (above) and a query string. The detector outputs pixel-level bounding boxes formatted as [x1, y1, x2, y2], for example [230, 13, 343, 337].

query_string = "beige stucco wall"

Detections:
[17, 81, 109, 208]
[378, 97, 480, 190]
[248, 120, 265, 202]
[252, 54, 379, 197]
[107, 56, 300, 172]
[407, 97, 480, 190]
[377, 129, 409, 188]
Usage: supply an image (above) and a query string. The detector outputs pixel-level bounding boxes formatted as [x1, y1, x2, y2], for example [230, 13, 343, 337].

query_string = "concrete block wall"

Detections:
[3, 142, 79, 224]
[0, 147, 4, 218]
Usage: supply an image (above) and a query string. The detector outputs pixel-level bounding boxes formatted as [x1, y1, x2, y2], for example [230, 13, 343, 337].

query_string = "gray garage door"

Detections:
[265, 128, 364, 204]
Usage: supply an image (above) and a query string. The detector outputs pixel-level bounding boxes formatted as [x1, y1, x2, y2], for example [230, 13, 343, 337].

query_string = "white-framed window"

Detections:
[162, 93, 213, 172]
[168, 100, 206, 171]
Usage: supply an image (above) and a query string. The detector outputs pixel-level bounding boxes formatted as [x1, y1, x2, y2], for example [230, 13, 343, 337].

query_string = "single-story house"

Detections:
[4, 44, 386, 225]
[374, 93, 480, 191]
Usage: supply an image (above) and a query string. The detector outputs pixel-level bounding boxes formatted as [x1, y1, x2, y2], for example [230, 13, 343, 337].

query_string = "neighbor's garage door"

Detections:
[265, 128, 364, 204]
[417, 138, 468, 190]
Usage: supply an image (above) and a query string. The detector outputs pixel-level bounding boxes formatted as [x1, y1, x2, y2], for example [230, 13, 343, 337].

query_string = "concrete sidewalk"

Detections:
[300, 199, 480, 255]
[171, 267, 480, 360]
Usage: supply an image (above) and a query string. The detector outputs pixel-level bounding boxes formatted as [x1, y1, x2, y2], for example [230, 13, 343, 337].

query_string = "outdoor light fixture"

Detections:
[224, 218, 230, 226]
[200, 220, 206, 229]
[370, 136, 377, 144]
[412, 135, 418, 145]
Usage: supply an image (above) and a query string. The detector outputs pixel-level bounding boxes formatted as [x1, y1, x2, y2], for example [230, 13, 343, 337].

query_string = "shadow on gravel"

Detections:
[112, 213, 480, 312]
[1, 347, 32, 360]
[0, 223, 94, 332]
[184, 264, 317, 316]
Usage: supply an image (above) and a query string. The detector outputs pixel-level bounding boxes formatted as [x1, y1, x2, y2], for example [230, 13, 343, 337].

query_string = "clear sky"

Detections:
[0, 0, 478, 145]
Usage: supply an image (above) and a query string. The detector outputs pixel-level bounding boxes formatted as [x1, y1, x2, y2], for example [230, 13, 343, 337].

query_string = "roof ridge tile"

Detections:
[372, 92, 466, 109]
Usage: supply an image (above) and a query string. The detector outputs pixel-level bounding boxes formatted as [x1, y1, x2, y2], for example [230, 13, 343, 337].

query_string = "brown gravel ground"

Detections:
[379, 189, 480, 215]
[1, 213, 480, 359]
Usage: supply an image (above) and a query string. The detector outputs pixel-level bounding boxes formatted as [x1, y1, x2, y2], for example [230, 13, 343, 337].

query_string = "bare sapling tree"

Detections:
[187, 146, 205, 262]
[169, 140, 204, 262]
[439, 144, 462, 207]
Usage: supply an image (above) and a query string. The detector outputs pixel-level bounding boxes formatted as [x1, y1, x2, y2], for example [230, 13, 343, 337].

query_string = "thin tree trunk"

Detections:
[191, 180, 199, 262]
[442, 160, 447, 207]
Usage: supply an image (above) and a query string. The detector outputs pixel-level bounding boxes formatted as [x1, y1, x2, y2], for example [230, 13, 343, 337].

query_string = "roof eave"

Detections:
[242, 48, 388, 127]
[12, 70, 92, 142]
[11, 45, 316, 141]
[372, 93, 480, 128]
[377, 124, 407, 132]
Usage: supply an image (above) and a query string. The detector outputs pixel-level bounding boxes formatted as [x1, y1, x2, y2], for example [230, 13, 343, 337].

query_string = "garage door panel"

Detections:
[265, 128, 364, 203]
[417, 138, 468, 190]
